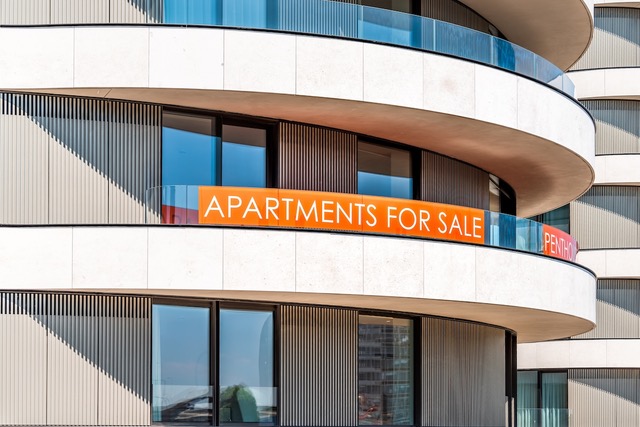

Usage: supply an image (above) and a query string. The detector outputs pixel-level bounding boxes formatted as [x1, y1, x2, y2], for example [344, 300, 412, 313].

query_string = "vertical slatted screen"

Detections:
[0, 93, 161, 225]
[422, 318, 505, 427]
[574, 279, 640, 339]
[0, 292, 151, 426]
[0, 293, 48, 425]
[0, 94, 50, 224]
[582, 100, 640, 155]
[279, 305, 358, 426]
[0, 0, 163, 24]
[569, 369, 640, 427]
[570, 186, 640, 249]
[572, 8, 640, 70]
[279, 122, 358, 194]
[420, 0, 494, 35]
[421, 151, 490, 210]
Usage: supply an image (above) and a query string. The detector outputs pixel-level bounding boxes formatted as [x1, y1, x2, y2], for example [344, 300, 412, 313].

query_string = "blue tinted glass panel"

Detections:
[221, 125, 267, 188]
[219, 309, 275, 424]
[434, 20, 491, 63]
[358, 172, 412, 199]
[152, 304, 211, 423]
[222, 0, 266, 27]
[358, 141, 412, 199]
[222, 142, 266, 187]
[162, 128, 218, 187]
[164, 0, 220, 24]
[162, 113, 218, 213]
[359, 7, 412, 47]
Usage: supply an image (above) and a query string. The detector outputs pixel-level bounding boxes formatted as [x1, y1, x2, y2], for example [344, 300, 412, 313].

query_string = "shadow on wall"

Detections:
[1, 292, 151, 403]
[1, 93, 162, 223]
[570, 369, 640, 422]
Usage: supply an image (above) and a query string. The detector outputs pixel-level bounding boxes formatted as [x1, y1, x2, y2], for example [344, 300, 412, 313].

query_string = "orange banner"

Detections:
[198, 187, 485, 244]
[543, 224, 577, 261]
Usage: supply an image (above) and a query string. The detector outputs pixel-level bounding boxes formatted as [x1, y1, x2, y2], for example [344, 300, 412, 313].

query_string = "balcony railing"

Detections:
[517, 408, 571, 427]
[162, 0, 574, 96]
[145, 185, 578, 262]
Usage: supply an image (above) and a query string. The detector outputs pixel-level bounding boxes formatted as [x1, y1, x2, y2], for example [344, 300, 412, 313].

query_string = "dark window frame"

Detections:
[151, 298, 278, 427]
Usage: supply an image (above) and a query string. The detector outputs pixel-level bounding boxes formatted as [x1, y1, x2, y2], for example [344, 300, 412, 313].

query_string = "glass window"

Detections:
[540, 205, 570, 234]
[517, 370, 568, 427]
[162, 112, 218, 223]
[152, 304, 212, 424]
[219, 308, 275, 424]
[161, 112, 268, 223]
[358, 141, 412, 199]
[517, 371, 539, 426]
[541, 372, 568, 427]
[222, 124, 267, 188]
[358, 315, 413, 425]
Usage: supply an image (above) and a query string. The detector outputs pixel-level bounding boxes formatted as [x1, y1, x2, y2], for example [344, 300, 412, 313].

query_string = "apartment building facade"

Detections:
[0, 1, 596, 426]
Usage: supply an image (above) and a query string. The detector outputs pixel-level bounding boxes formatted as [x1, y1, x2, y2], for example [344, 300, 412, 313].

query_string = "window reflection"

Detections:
[222, 125, 267, 188]
[219, 308, 276, 424]
[152, 304, 211, 423]
[161, 111, 268, 224]
[517, 370, 568, 427]
[358, 141, 412, 199]
[358, 315, 413, 425]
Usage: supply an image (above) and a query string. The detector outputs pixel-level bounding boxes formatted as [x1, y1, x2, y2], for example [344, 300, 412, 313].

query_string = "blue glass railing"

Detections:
[162, 0, 574, 96]
[145, 185, 578, 262]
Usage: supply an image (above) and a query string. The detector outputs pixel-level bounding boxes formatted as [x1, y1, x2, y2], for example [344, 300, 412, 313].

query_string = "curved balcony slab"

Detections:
[578, 249, 640, 278]
[571, 68, 640, 99]
[459, 0, 594, 70]
[0, 226, 595, 342]
[519, 339, 640, 369]
[594, 155, 640, 184]
[0, 26, 595, 217]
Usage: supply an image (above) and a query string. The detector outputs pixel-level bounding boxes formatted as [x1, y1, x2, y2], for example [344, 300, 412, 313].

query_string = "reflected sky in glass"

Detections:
[358, 171, 413, 199]
[222, 142, 266, 188]
[219, 309, 275, 423]
[162, 127, 217, 186]
[152, 304, 211, 423]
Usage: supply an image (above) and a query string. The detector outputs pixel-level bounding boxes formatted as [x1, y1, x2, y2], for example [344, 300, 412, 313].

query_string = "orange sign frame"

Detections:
[199, 186, 485, 244]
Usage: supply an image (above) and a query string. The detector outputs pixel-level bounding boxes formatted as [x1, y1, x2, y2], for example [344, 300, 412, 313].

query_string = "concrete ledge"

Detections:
[0, 225, 596, 342]
[519, 339, 640, 369]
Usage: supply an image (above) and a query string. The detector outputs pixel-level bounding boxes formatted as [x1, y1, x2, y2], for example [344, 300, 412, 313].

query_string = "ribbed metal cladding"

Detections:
[570, 186, 640, 249]
[280, 305, 358, 426]
[572, 7, 640, 70]
[0, 94, 50, 224]
[569, 369, 640, 427]
[422, 318, 505, 427]
[575, 279, 640, 339]
[421, 151, 490, 209]
[0, 0, 50, 24]
[583, 100, 640, 154]
[420, 0, 494, 34]
[108, 100, 162, 224]
[0, 92, 161, 225]
[278, 122, 358, 193]
[0, 0, 162, 24]
[0, 292, 151, 426]
[0, 293, 48, 425]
